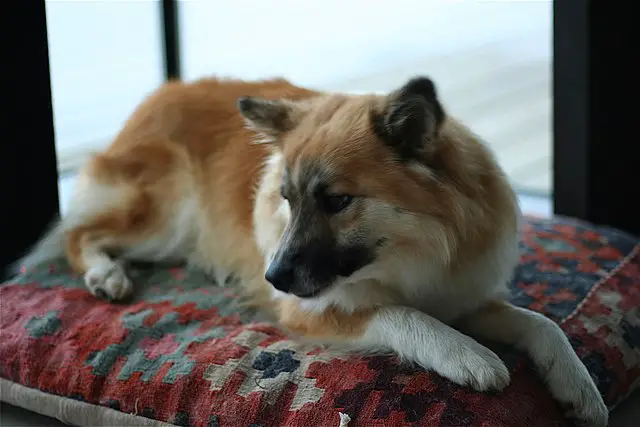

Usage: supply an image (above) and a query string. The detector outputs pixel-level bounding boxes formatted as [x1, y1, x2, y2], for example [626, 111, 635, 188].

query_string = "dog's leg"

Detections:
[456, 300, 608, 427]
[64, 143, 189, 301]
[278, 301, 510, 392]
[66, 201, 151, 301]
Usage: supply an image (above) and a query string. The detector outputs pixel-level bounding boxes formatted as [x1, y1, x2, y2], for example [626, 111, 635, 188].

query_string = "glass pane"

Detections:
[180, 0, 552, 197]
[46, 0, 164, 172]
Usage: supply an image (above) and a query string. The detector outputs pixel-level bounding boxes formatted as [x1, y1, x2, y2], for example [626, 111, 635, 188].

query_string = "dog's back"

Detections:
[17, 77, 317, 299]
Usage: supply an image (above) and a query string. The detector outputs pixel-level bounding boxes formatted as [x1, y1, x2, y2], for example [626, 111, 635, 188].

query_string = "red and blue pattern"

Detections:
[1, 216, 639, 426]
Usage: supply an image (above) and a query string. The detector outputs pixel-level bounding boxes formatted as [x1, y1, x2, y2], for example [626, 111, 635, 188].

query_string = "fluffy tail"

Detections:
[8, 217, 67, 277]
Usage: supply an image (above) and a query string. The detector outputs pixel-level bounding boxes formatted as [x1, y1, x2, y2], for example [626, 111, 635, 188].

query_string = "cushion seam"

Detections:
[559, 243, 640, 325]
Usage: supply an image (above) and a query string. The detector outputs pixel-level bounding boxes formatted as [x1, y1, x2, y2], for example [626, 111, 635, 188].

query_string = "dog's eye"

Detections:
[322, 194, 354, 214]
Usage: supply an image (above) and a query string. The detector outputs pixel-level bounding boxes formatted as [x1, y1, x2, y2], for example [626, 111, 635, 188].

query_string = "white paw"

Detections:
[544, 359, 609, 427]
[84, 261, 133, 301]
[430, 337, 511, 392]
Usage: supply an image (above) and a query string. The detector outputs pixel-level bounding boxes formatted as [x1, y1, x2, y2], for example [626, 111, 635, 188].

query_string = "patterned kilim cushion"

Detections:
[1, 216, 639, 427]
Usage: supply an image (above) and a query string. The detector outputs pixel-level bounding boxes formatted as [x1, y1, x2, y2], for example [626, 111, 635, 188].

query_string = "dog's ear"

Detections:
[372, 76, 446, 159]
[237, 97, 306, 145]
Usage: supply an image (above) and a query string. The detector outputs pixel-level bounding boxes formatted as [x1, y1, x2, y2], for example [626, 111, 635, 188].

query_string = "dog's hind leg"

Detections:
[61, 142, 194, 300]
[64, 187, 154, 301]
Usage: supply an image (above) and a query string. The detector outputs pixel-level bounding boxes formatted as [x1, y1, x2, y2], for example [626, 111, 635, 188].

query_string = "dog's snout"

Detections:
[264, 253, 297, 292]
[264, 242, 341, 298]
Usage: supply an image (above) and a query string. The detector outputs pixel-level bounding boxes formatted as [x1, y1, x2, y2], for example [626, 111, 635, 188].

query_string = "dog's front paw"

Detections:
[84, 260, 133, 301]
[429, 337, 511, 392]
[545, 360, 608, 427]
[566, 393, 608, 427]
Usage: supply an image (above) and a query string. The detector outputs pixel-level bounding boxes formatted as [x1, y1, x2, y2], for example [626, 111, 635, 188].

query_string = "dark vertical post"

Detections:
[553, 1, 638, 236]
[161, 0, 181, 80]
[1, 0, 60, 278]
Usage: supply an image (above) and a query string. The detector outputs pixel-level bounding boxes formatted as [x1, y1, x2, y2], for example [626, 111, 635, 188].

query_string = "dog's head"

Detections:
[238, 77, 450, 298]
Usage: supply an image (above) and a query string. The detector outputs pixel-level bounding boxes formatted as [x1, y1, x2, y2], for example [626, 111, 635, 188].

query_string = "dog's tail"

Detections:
[7, 217, 67, 278]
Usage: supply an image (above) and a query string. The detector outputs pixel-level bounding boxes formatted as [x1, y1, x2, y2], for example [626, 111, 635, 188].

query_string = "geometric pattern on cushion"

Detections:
[1, 215, 639, 427]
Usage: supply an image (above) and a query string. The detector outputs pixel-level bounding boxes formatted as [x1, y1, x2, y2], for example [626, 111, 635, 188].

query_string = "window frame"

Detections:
[552, 1, 638, 236]
[1, 0, 60, 279]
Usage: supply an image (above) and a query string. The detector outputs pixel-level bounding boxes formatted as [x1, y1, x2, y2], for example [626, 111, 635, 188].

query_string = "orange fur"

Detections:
[57, 78, 318, 302]
[19, 76, 607, 425]
[33, 75, 519, 330]
[277, 298, 375, 339]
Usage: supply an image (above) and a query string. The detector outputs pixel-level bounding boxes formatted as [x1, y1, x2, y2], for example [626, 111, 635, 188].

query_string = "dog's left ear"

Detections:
[237, 97, 306, 145]
[372, 76, 446, 159]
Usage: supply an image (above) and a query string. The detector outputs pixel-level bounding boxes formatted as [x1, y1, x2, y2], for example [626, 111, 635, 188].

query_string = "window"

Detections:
[46, 0, 164, 172]
[46, 0, 552, 213]
[48, 1, 552, 197]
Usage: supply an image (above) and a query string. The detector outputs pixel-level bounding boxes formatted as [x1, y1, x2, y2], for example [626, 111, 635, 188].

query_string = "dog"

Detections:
[18, 76, 608, 426]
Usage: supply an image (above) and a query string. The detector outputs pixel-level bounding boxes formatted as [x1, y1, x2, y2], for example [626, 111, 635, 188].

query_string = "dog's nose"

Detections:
[265, 260, 295, 293]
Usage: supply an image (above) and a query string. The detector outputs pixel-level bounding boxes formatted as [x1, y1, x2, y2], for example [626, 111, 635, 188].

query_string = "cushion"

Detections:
[1, 215, 639, 427]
